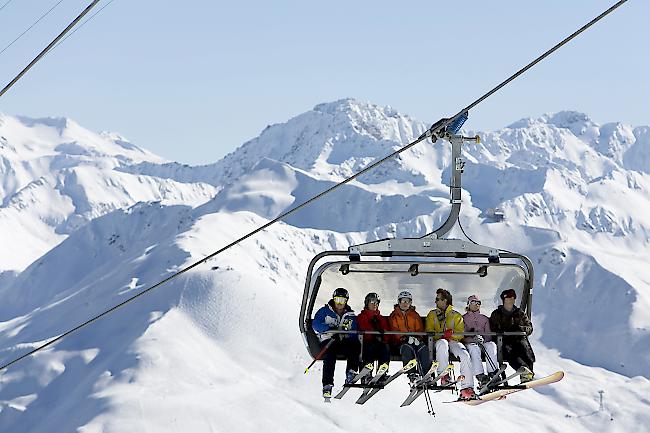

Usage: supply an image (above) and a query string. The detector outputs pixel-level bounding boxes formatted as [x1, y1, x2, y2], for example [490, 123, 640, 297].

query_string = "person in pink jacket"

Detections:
[463, 294, 498, 388]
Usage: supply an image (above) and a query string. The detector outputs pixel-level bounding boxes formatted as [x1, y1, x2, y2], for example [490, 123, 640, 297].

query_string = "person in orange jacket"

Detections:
[388, 290, 431, 383]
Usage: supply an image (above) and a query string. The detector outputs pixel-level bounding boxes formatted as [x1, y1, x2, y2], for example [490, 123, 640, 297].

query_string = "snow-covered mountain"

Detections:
[0, 100, 648, 432]
[0, 114, 219, 274]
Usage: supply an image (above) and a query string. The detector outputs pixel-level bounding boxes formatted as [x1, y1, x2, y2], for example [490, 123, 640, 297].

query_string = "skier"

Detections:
[312, 287, 361, 399]
[462, 294, 498, 388]
[356, 292, 390, 380]
[388, 290, 430, 384]
[425, 288, 476, 400]
[489, 288, 535, 383]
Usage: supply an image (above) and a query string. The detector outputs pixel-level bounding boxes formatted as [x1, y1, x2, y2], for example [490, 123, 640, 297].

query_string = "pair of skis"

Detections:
[333, 358, 418, 404]
[437, 365, 528, 405]
[330, 363, 374, 402]
[459, 371, 565, 406]
[475, 365, 530, 395]
[400, 362, 454, 407]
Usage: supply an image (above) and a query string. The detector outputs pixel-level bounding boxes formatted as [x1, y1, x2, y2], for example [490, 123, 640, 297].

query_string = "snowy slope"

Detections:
[1, 100, 649, 432]
[0, 114, 219, 273]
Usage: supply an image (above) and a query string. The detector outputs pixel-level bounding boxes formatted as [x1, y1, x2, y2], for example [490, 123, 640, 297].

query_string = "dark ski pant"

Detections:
[399, 342, 432, 375]
[503, 339, 534, 372]
[321, 338, 361, 387]
[362, 340, 390, 366]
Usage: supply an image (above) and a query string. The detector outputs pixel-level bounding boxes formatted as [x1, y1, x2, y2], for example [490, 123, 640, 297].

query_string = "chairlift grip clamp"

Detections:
[488, 248, 500, 263]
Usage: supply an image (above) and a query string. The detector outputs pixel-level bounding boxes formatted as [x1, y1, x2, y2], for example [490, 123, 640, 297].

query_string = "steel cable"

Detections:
[0, 0, 66, 57]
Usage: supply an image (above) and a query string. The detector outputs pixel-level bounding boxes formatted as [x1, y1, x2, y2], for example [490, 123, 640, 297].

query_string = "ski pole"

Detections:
[304, 338, 335, 374]
[477, 340, 499, 372]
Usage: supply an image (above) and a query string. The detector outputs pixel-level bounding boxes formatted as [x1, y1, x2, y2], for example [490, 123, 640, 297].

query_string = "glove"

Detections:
[408, 336, 420, 346]
[476, 334, 485, 344]
[370, 316, 384, 334]
[443, 329, 453, 340]
[341, 318, 353, 331]
[324, 315, 337, 328]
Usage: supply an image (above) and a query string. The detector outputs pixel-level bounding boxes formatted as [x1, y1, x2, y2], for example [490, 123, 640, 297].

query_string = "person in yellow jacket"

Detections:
[425, 288, 476, 400]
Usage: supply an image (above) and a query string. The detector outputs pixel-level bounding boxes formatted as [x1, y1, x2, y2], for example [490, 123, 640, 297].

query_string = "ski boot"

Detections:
[476, 373, 491, 389]
[407, 372, 419, 388]
[345, 369, 357, 384]
[439, 373, 451, 387]
[322, 384, 333, 403]
[520, 370, 535, 384]
[458, 387, 478, 401]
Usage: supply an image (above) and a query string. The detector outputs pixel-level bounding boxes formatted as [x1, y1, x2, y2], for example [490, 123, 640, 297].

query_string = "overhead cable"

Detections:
[0, 0, 66, 58]
[0, 0, 101, 99]
[48, 0, 115, 54]
[422, 0, 629, 138]
[0, 0, 15, 13]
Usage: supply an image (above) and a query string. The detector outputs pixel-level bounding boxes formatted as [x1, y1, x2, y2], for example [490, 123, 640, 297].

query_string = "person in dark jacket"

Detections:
[312, 287, 360, 398]
[489, 288, 536, 382]
[356, 292, 390, 375]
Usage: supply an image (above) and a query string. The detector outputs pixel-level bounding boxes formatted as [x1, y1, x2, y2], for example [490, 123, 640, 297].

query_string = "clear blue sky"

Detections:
[0, 0, 646, 165]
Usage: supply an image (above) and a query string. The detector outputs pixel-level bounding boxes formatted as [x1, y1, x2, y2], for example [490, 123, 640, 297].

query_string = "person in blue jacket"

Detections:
[312, 287, 360, 399]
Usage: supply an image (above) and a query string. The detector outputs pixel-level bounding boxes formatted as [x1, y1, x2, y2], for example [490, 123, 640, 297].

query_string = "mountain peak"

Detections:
[15, 114, 73, 133]
[312, 98, 403, 119]
[543, 110, 595, 129]
[508, 110, 597, 136]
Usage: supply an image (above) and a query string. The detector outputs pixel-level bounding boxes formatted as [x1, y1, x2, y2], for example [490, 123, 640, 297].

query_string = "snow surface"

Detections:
[0, 100, 649, 432]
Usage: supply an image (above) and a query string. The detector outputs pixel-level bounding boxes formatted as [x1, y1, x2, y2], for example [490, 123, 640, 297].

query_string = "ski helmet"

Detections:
[332, 287, 349, 300]
[364, 292, 380, 307]
[397, 290, 412, 301]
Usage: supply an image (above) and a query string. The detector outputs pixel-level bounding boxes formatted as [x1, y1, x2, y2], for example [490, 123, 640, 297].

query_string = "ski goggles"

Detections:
[469, 300, 482, 305]
[333, 296, 348, 305]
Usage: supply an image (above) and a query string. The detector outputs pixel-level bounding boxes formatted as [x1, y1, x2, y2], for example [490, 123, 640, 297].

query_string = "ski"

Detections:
[400, 364, 454, 407]
[412, 361, 440, 388]
[434, 374, 466, 394]
[461, 371, 565, 406]
[333, 363, 374, 399]
[354, 363, 389, 404]
[476, 364, 508, 395]
[477, 365, 525, 395]
[355, 358, 418, 405]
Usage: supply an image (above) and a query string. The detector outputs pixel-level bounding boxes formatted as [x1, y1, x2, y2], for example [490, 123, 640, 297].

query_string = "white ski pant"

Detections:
[435, 339, 473, 389]
[465, 341, 498, 376]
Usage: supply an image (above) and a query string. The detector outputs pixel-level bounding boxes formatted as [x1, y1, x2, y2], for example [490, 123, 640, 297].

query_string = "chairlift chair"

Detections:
[299, 122, 535, 364]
